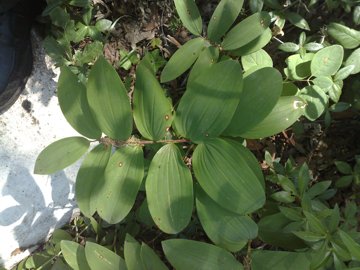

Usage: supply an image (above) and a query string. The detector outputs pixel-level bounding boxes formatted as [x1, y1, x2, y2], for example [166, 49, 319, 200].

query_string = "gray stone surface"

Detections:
[0, 32, 81, 269]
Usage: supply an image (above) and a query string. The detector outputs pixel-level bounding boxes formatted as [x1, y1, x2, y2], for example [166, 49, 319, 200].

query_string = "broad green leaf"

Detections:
[124, 234, 145, 270]
[196, 185, 257, 252]
[52, 259, 72, 270]
[339, 230, 360, 261]
[193, 138, 265, 214]
[162, 239, 243, 270]
[133, 60, 173, 141]
[304, 42, 324, 52]
[336, 175, 353, 188]
[284, 53, 314, 80]
[96, 145, 144, 224]
[312, 76, 333, 91]
[34, 137, 90, 175]
[174, 60, 243, 142]
[251, 251, 311, 270]
[285, 12, 310, 30]
[279, 42, 300, 53]
[345, 48, 360, 75]
[222, 12, 271, 50]
[146, 144, 193, 234]
[43, 36, 69, 66]
[41, 0, 65, 16]
[293, 231, 325, 242]
[298, 163, 311, 196]
[300, 85, 328, 121]
[188, 46, 219, 83]
[250, 0, 264, 12]
[238, 96, 305, 139]
[58, 66, 101, 139]
[207, 0, 244, 42]
[241, 49, 273, 71]
[49, 7, 70, 28]
[74, 41, 103, 66]
[174, 0, 202, 35]
[61, 240, 90, 270]
[328, 80, 343, 103]
[303, 211, 327, 234]
[271, 191, 295, 203]
[230, 28, 272, 56]
[136, 198, 155, 227]
[225, 67, 282, 136]
[87, 56, 132, 140]
[140, 243, 168, 270]
[332, 241, 352, 261]
[85, 242, 126, 270]
[75, 144, 111, 217]
[279, 207, 303, 221]
[282, 82, 299, 96]
[306, 181, 331, 199]
[327, 23, 360, 49]
[95, 19, 112, 32]
[311, 45, 344, 77]
[329, 102, 351, 112]
[328, 205, 340, 233]
[354, 6, 360, 25]
[160, 38, 206, 83]
[258, 213, 306, 250]
[334, 65, 354, 81]
[277, 175, 297, 194]
[309, 241, 331, 269]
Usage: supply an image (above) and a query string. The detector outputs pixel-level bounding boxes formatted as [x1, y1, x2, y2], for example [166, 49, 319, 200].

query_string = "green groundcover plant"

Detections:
[25, 0, 360, 269]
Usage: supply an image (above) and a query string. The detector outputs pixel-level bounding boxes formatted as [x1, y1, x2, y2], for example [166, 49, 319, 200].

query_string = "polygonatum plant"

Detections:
[34, 0, 307, 265]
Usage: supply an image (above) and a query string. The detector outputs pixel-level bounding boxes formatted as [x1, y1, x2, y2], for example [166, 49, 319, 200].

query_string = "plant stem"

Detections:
[99, 137, 191, 147]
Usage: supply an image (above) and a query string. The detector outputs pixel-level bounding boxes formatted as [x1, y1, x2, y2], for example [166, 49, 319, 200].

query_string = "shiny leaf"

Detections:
[174, 60, 243, 142]
[279, 42, 300, 53]
[133, 60, 173, 141]
[87, 56, 132, 140]
[339, 230, 360, 261]
[225, 67, 282, 136]
[230, 28, 272, 56]
[345, 48, 360, 75]
[284, 53, 314, 80]
[285, 12, 310, 30]
[58, 66, 101, 139]
[146, 144, 193, 234]
[162, 239, 243, 270]
[196, 185, 257, 252]
[85, 242, 126, 270]
[238, 96, 305, 139]
[222, 12, 271, 50]
[251, 251, 311, 270]
[311, 45, 344, 77]
[76, 143, 111, 217]
[61, 240, 90, 270]
[140, 243, 168, 270]
[207, 0, 244, 42]
[193, 138, 265, 214]
[174, 0, 202, 35]
[124, 234, 145, 270]
[160, 38, 206, 83]
[327, 23, 360, 49]
[300, 85, 328, 121]
[241, 49, 273, 71]
[96, 145, 144, 224]
[34, 137, 90, 175]
[187, 46, 219, 83]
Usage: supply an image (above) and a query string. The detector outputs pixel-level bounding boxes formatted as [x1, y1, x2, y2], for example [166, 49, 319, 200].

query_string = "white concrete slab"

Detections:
[0, 32, 81, 269]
